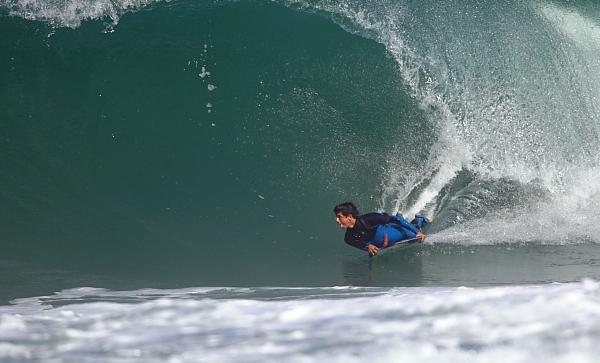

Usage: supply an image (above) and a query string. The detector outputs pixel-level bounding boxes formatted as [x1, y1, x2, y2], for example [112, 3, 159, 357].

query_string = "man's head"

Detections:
[333, 202, 359, 229]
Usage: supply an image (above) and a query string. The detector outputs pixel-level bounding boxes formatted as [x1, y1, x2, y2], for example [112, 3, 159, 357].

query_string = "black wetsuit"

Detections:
[344, 213, 396, 251]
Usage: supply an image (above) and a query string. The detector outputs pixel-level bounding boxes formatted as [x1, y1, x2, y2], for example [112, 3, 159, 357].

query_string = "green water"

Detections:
[2, 0, 600, 302]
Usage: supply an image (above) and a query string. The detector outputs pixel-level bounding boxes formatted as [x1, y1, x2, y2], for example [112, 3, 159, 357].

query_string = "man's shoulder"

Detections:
[359, 212, 390, 227]
[360, 212, 386, 219]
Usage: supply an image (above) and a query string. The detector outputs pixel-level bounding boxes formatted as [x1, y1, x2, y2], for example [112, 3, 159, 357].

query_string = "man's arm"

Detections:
[344, 238, 368, 251]
[367, 244, 379, 256]
[344, 213, 391, 254]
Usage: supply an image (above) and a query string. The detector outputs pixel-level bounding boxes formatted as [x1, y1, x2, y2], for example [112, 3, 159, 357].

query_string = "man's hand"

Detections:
[416, 231, 426, 242]
[367, 244, 379, 256]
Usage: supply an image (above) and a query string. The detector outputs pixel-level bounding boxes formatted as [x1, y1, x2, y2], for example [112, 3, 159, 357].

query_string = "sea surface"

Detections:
[2, 0, 600, 361]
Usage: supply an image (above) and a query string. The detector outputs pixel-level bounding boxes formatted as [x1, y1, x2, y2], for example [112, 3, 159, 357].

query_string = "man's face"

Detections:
[335, 213, 355, 229]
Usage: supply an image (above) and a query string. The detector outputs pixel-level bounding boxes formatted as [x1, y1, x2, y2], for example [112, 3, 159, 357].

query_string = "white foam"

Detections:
[539, 3, 600, 47]
[428, 165, 600, 245]
[0, 0, 165, 28]
[1, 283, 600, 362]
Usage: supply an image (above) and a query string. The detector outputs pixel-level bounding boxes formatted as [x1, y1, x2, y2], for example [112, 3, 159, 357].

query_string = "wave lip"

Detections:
[0, 0, 164, 27]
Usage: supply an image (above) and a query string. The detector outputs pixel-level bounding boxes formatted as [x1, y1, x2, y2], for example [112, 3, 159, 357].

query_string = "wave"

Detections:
[2, 0, 600, 292]
[3, 0, 599, 244]
[288, 0, 600, 244]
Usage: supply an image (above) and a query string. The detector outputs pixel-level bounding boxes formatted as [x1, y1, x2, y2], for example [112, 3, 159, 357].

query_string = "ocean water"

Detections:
[2, 282, 600, 362]
[2, 0, 600, 361]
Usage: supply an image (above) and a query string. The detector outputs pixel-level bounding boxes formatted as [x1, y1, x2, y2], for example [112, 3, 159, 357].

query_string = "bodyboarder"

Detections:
[334, 202, 429, 256]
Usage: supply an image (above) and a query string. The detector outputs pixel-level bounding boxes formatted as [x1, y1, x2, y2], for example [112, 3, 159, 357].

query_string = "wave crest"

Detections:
[0, 0, 164, 28]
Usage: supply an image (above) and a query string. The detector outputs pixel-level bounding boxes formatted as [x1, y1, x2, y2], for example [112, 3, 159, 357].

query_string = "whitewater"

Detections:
[1, 282, 600, 362]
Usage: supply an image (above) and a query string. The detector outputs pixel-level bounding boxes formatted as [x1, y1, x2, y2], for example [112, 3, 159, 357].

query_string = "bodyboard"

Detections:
[375, 237, 421, 256]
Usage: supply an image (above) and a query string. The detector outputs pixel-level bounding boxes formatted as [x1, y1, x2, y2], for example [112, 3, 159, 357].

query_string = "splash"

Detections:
[0, 0, 165, 28]
[286, 0, 600, 243]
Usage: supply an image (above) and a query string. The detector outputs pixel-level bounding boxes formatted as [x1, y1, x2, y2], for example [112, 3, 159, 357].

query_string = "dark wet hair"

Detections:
[333, 202, 359, 217]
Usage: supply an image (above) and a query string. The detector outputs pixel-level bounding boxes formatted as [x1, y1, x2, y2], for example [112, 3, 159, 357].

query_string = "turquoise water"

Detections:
[3, 0, 600, 361]
[1, 0, 600, 323]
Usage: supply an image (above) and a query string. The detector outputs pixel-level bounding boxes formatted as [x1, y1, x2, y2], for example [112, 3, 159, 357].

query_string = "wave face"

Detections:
[290, 0, 600, 243]
[2, 281, 600, 362]
[2, 0, 600, 293]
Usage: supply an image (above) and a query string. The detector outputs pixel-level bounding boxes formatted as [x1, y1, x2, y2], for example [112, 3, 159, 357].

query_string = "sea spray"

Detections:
[0, 0, 165, 27]
[286, 0, 600, 243]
